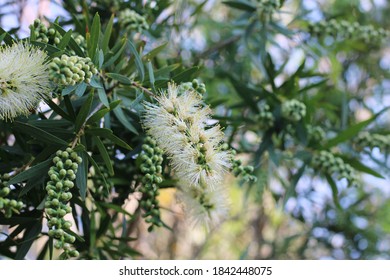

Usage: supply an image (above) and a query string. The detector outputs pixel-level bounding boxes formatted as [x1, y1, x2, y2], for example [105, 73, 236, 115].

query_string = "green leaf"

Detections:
[61, 84, 78, 96]
[103, 38, 127, 68]
[75, 92, 94, 132]
[8, 158, 52, 186]
[45, 99, 73, 121]
[106, 72, 132, 85]
[127, 39, 145, 81]
[222, 0, 256, 12]
[75, 82, 88, 97]
[113, 106, 139, 135]
[97, 87, 109, 108]
[94, 136, 114, 176]
[143, 42, 168, 61]
[147, 60, 156, 91]
[76, 151, 88, 200]
[15, 222, 42, 260]
[88, 13, 101, 60]
[325, 174, 342, 210]
[87, 107, 110, 125]
[324, 107, 390, 148]
[102, 14, 114, 53]
[57, 29, 73, 50]
[12, 122, 68, 146]
[85, 152, 109, 190]
[0, 27, 16, 45]
[86, 128, 132, 150]
[341, 156, 385, 179]
[283, 164, 306, 206]
[171, 66, 201, 84]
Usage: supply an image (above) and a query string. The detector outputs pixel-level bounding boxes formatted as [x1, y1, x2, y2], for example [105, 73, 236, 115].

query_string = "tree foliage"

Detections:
[0, 0, 389, 260]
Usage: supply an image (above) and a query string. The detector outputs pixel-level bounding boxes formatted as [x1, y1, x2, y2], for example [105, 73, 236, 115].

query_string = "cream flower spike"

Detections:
[142, 83, 231, 190]
[0, 42, 51, 121]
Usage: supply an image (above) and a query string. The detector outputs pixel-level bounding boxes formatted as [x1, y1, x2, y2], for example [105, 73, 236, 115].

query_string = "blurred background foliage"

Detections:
[0, 0, 390, 260]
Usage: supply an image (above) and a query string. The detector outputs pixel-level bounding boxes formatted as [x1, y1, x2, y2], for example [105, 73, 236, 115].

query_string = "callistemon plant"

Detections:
[142, 83, 231, 228]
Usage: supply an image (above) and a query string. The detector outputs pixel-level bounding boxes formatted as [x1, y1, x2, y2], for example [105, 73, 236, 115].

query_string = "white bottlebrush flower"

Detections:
[177, 185, 230, 229]
[142, 83, 232, 227]
[0, 42, 51, 121]
[142, 83, 231, 190]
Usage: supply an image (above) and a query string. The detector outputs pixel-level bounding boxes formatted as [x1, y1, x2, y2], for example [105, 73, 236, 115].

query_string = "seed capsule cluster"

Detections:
[30, 19, 62, 46]
[0, 174, 24, 218]
[312, 150, 359, 186]
[225, 148, 257, 183]
[49, 55, 98, 86]
[179, 79, 207, 95]
[45, 148, 81, 259]
[119, 9, 149, 33]
[258, 104, 275, 129]
[30, 19, 87, 54]
[307, 125, 326, 144]
[308, 19, 390, 43]
[354, 132, 390, 152]
[138, 136, 164, 231]
[281, 99, 306, 122]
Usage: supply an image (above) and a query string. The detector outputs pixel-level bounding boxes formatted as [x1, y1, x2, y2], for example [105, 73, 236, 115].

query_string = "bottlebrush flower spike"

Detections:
[0, 42, 51, 121]
[142, 83, 231, 190]
[142, 83, 232, 227]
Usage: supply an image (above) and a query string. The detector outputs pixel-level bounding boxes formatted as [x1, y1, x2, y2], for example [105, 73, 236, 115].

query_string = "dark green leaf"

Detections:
[341, 156, 385, 179]
[75, 92, 94, 132]
[106, 72, 132, 85]
[0, 27, 15, 44]
[102, 14, 114, 53]
[8, 158, 52, 185]
[76, 151, 88, 200]
[94, 136, 114, 176]
[12, 122, 68, 146]
[127, 39, 145, 81]
[45, 99, 73, 121]
[324, 107, 390, 148]
[222, 0, 256, 12]
[113, 106, 139, 135]
[86, 128, 132, 150]
[88, 13, 101, 60]
[15, 222, 42, 260]
[325, 174, 342, 210]
[102, 38, 127, 68]
[57, 29, 73, 50]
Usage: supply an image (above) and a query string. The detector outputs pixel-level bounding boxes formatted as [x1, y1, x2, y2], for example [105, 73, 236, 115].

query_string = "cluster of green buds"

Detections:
[222, 145, 257, 183]
[45, 148, 82, 259]
[281, 99, 306, 122]
[49, 54, 98, 87]
[179, 79, 207, 95]
[30, 19, 62, 46]
[138, 136, 164, 231]
[0, 174, 24, 218]
[311, 150, 359, 186]
[257, 103, 274, 129]
[30, 19, 87, 54]
[353, 131, 390, 152]
[308, 19, 390, 43]
[118, 9, 149, 33]
[307, 125, 326, 144]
